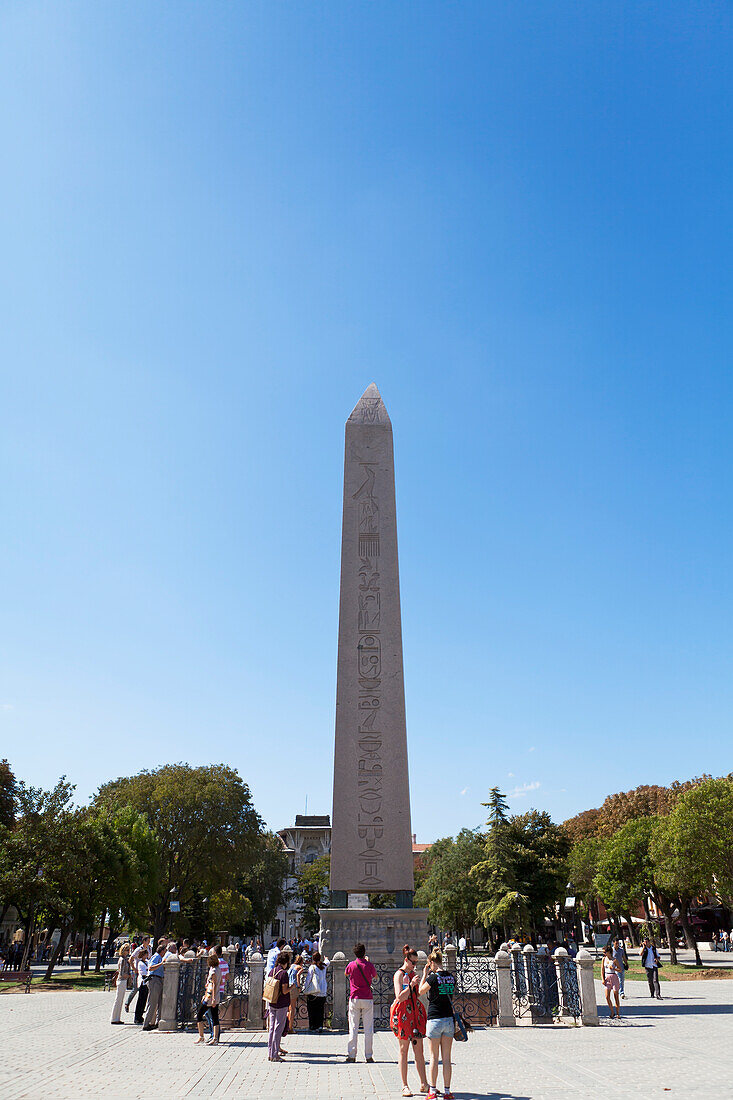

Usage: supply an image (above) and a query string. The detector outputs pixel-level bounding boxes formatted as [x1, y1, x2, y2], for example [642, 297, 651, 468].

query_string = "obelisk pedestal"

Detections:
[323, 384, 428, 961]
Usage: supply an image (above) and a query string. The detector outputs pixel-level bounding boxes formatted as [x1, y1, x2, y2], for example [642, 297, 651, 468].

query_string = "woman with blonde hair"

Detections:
[391, 945, 428, 1097]
[110, 942, 131, 1025]
[419, 948, 456, 1100]
[195, 950, 221, 1045]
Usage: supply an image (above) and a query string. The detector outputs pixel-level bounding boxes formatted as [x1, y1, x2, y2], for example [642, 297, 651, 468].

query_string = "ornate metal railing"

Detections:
[176, 959, 207, 1029]
[511, 951, 531, 1018]
[225, 962, 250, 1028]
[556, 954, 581, 1019]
[527, 953, 560, 1017]
[453, 957, 499, 1026]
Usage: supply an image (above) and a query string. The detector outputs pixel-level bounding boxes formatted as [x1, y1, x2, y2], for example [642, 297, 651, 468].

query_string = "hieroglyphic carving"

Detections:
[353, 462, 384, 887]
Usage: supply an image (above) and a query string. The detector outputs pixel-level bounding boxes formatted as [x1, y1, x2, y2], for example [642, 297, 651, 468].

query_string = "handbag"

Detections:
[303, 966, 320, 996]
[263, 972, 282, 1005]
[453, 1011, 469, 1042]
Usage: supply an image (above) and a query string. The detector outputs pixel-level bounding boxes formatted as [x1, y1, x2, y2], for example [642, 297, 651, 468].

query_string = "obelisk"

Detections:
[322, 384, 427, 961]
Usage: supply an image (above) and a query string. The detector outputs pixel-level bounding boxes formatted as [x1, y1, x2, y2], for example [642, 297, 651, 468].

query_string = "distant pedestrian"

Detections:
[110, 943, 131, 1025]
[287, 954, 304, 1032]
[601, 945, 622, 1020]
[303, 951, 330, 1031]
[457, 936, 467, 965]
[640, 938, 662, 1000]
[267, 938, 288, 974]
[265, 950, 290, 1062]
[126, 936, 150, 1015]
[391, 945, 428, 1098]
[419, 947, 457, 1100]
[142, 938, 167, 1030]
[134, 948, 150, 1025]
[194, 950, 222, 1046]
[215, 944, 229, 996]
[612, 936, 628, 999]
[723, 930, 730, 953]
[345, 943, 377, 1063]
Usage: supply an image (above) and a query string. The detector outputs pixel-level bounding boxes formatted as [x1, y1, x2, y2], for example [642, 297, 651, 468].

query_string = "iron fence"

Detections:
[556, 955, 581, 1020]
[176, 959, 207, 1029]
[453, 956, 499, 1026]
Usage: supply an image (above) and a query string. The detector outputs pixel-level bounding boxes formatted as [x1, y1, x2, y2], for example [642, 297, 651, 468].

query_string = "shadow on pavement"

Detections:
[618, 1002, 733, 1016]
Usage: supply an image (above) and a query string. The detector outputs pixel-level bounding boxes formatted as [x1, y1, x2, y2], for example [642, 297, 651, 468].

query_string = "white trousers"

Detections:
[347, 997, 374, 1059]
[111, 979, 128, 1023]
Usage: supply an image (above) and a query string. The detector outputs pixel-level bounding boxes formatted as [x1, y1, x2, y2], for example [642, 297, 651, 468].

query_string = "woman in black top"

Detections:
[419, 949, 456, 1100]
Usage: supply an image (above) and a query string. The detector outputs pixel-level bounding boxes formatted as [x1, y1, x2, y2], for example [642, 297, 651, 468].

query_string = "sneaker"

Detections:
[345, 1056, 356, 1063]
[427, 1091, 439, 1100]
[443, 1092, 455, 1100]
[366, 1056, 374, 1063]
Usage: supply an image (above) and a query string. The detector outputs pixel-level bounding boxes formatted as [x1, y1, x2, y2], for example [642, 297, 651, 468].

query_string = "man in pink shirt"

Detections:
[345, 943, 377, 1062]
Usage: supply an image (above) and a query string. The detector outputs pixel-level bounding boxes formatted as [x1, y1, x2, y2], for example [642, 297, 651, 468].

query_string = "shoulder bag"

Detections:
[263, 971, 282, 1005]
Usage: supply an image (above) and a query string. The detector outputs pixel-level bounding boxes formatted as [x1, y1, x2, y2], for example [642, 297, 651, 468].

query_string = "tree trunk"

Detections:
[622, 911, 638, 947]
[679, 899, 702, 966]
[658, 900, 678, 965]
[95, 909, 106, 973]
[44, 923, 70, 982]
[19, 906, 35, 972]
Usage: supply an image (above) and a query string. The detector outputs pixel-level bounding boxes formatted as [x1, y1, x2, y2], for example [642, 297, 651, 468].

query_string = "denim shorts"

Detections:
[426, 1016, 454, 1039]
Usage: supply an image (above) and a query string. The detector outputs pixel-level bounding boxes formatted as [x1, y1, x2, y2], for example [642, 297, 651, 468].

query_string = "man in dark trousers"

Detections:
[641, 937, 662, 999]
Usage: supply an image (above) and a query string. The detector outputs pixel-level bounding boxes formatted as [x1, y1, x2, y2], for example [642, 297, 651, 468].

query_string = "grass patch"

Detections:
[0, 970, 109, 993]
[593, 960, 733, 982]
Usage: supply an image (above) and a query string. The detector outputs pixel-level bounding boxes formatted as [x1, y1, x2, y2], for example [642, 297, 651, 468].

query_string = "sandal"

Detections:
[402, 1089, 413, 1098]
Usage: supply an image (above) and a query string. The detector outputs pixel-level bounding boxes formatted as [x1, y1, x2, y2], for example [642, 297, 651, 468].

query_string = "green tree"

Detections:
[594, 816, 679, 963]
[295, 855, 330, 933]
[472, 799, 570, 941]
[240, 831, 288, 944]
[567, 836, 607, 937]
[663, 778, 733, 904]
[415, 829, 486, 936]
[210, 887, 252, 931]
[0, 759, 15, 831]
[95, 763, 264, 940]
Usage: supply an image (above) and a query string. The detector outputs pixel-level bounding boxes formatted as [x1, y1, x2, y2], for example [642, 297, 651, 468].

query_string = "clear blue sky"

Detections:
[2, 2, 731, 843]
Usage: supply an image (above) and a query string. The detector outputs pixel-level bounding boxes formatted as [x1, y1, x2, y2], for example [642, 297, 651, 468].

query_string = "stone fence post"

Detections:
[495, 949, 515, 1027]
[522, 942, 535, 995]
[247, 953, 265, 1029]
[576, 949, 599, 1026]
[444, 943, 457, 974]
[553, 947, 569, 1016]
[331, 951, 347, 1029]
[158, 957, 180, 1032]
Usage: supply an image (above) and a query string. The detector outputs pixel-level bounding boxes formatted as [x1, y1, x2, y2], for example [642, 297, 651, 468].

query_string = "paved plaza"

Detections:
[2, 977, 733, 1100]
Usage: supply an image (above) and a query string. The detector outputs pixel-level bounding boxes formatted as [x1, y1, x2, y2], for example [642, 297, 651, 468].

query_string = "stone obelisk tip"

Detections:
[347, 383, 391, 427]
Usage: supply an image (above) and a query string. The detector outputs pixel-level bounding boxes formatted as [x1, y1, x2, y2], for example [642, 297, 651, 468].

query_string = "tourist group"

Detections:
[110, 935, 462, 1100]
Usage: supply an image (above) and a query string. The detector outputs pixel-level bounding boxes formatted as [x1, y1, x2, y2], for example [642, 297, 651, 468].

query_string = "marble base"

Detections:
[319, 907, 430, 961]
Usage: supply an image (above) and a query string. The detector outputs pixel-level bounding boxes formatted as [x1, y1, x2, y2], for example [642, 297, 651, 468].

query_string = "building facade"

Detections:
[272, 814, 331, 941]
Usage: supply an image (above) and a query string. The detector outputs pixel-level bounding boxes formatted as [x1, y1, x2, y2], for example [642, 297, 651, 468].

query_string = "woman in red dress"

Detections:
[391, 945, 429, 1097]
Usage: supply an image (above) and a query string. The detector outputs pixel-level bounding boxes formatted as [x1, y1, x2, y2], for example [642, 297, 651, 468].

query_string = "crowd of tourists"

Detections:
[262, 939, 461, 1099]
[106, 932, 462, 1098]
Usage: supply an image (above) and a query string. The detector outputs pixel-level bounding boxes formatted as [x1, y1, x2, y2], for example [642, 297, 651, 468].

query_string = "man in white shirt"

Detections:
[458, 935, 468, 964]
[133, 951, 150, 1025]
[125, 936, 151, 1013]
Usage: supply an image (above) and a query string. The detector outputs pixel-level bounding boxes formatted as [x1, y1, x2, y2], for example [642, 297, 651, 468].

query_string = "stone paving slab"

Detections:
[2, 978, 732, 1099]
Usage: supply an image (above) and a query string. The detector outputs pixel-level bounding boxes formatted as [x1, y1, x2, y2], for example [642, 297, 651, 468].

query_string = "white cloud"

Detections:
[528, 746, 536, 753]
[460, 787, 469, 797]
[507, 772, 514, 778]
[1, 704, 14, 711]
[508, 781, 541, 799]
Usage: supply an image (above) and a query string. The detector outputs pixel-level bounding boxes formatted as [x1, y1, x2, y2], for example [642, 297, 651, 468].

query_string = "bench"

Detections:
[0, 970, 32, 993]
